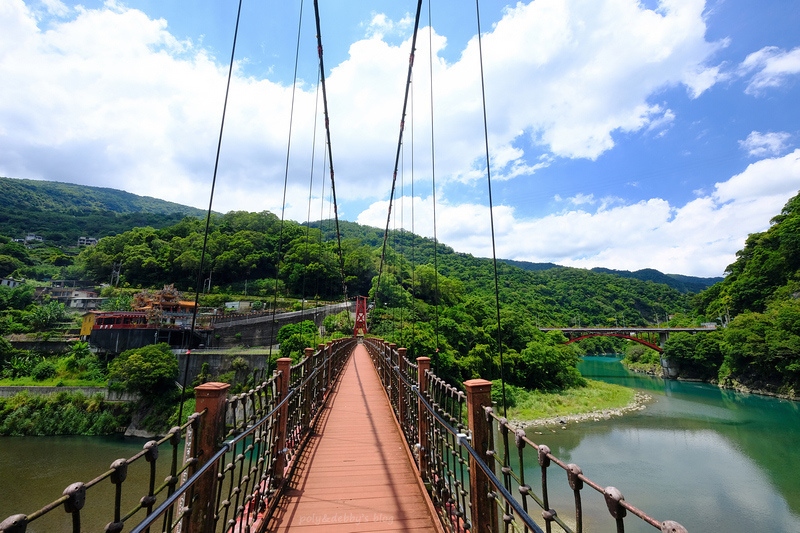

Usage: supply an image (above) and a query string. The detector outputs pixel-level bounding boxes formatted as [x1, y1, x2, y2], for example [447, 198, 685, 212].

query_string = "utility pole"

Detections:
[110, 262, 122, 287]
[204, 271, 212, 294]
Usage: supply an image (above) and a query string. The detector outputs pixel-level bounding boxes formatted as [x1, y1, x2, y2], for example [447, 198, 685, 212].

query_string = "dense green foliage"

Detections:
[0, 176, 206, 248]
[1, 178, 728, 397]
[277, 320, 319, 360]
[0, 391, 130, 436]
[1, 341, 104, 384]
[660, 191, 800, 394]
[108, 343, 178, 395]
[590, 267, 723, 293]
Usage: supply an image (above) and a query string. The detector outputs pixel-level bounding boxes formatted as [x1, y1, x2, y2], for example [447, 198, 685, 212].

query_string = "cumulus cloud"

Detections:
[739, 131, 792, 158]
[358, 151, 800, 277]
[364, 12, 414, 39]
[739, 46, 800, 95]
[0, 0, 727, 214]
[4, 0, 784, 278]
[41, 0, 69, 17]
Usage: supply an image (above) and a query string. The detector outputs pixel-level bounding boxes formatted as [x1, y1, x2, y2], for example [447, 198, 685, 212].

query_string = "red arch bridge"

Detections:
[540, 326, 718, 353]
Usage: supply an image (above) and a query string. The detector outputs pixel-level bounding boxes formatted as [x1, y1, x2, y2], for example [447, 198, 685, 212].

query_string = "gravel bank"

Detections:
[508, 391, 653, 430]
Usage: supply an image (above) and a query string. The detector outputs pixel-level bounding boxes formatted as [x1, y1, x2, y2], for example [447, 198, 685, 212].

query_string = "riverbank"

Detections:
[500, 379, 646, 429]
[509, 390, 651, 429]
[623, 362, 799, 401]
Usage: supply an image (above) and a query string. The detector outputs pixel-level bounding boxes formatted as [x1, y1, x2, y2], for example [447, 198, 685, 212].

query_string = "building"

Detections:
[83, 285, 212, 353]
[0, 277, 25, 289]
[77, 236, 98, 246]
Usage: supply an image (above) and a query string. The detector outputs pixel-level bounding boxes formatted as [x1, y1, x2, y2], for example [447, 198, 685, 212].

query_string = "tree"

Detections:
[277, 320, 317, 360]
[26, 301, 66, 330]
[0, 255, 21, 277]
[514, 332, 585, 390]
[107, 343, 178, 395]
[101, 293, 133, 311]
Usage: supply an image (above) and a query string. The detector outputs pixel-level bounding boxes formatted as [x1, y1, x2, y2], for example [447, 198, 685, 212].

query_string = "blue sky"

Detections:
[1, 0, 799, 277]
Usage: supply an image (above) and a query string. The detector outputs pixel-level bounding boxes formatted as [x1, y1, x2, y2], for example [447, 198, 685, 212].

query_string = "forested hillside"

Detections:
[2, 208, 689, 387]
[660, 191, 800, 396]
[0, 177, 207, 247]
[590, 267, 722, 293]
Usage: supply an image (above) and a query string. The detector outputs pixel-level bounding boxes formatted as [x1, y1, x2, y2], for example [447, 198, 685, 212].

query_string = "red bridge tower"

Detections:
[354, 296, 368, 336]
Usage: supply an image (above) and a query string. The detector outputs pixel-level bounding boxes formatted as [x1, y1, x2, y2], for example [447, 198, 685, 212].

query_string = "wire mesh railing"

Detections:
[362, 337, 687, 533]
[0, 337, 357, 533]
[0, 414, 204, 533]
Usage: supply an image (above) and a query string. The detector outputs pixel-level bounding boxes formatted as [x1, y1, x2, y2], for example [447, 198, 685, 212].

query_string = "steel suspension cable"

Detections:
[300, 67, 323, 348]
[267, 0, 307, 373]
[474, 0, 508, 415]
[410, 78, 417, 348]
[373, 0, 424, 326]
[427, 0, 441, 352]
[312, 0, 348, 303]
[179, 0, 244, 425]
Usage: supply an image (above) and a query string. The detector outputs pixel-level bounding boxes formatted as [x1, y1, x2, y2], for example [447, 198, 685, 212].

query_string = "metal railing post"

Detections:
[382, 341, 389, 388]
[302, 347, 313, 430]
[465, 379, 498, 533]
[388, 343, 397, 406]
[326, 342, 333, 392]
[190, 382, 230, 533]
[274, 358, 292, 486]
[417, 357, 431, 477]
[398, 347, 407, 432]
[316, 344, 325, 405]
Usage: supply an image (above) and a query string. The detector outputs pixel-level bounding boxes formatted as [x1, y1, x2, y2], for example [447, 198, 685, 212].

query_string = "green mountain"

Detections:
[498, 258, 562, 272]
[0, 177, 207, 214]
[590, 267, 723, 293]
[0, 177, 208, 247]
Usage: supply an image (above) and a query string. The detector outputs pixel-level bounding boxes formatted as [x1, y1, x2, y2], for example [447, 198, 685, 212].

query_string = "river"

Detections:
[0, 435, 169, 532]
[2, 357, 799, 532]
[525, 356, 800, 532]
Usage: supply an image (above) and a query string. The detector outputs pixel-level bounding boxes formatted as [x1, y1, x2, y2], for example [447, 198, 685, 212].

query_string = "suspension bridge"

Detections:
[1, 0, 694, 531]
[0, 337, 688, 533]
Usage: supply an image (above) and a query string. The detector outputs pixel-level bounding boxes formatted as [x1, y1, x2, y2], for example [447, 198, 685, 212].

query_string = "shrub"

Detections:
[31, 359, 57, 381]
[108, 343, 178, 395]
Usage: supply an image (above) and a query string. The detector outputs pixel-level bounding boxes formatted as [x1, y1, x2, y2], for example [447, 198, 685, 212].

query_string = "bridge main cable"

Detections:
[374, 0, 424, 315]
[313, 0, 348, 301]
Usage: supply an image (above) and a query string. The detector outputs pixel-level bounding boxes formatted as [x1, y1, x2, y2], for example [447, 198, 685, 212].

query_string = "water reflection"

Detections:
[0, 435, 168, 532]
[516, 357, 800, 532]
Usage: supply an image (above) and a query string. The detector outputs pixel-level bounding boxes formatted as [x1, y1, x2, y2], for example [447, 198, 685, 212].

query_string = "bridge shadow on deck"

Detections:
[267, 344, 442, 532]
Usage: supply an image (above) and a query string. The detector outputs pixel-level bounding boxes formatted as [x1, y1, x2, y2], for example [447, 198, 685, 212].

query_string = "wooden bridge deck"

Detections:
[267, 344, 442, 532]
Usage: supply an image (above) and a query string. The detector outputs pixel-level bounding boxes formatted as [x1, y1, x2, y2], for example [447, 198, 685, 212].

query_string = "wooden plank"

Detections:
[267, 344, 441, 532]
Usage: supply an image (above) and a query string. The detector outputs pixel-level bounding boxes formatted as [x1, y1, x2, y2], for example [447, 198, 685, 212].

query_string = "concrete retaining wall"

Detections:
[0, 386, 139, 402]
[211, 303, 350, 348]
[176, 351, 271, 386]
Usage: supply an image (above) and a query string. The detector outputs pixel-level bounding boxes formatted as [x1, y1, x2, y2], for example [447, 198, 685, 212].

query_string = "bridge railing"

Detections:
[362, 337, 687, 533]
[0, 411, 206, 533]
[0, 336, 357, 533]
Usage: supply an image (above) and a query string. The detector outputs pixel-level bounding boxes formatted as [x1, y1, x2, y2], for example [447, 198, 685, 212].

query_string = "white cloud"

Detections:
[364, 12, 414, 39]
[714, 149, 800, 203]
[739, 131, 792, 158]
[41, 0, 69, 17]
[4, 0, 790, 279]
[739, 46, 800, 95]
[357, 151, 800, 277]
[0, 0, 728, 215]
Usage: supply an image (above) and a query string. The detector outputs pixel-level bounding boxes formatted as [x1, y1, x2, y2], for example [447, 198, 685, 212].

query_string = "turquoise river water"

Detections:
[1, 356, 799, 531]
[523, 356, 800, 532]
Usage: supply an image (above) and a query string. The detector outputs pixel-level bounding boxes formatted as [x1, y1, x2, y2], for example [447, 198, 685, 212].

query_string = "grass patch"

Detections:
[500, 379, 635, 422]
[0, 391, 131, 436]
[0, 377, 107, 387]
